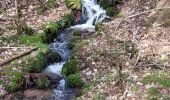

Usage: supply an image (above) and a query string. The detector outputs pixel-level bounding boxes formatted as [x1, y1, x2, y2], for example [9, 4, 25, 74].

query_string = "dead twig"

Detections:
[0, 47, 38, 66]
[0, 47, 35, 49]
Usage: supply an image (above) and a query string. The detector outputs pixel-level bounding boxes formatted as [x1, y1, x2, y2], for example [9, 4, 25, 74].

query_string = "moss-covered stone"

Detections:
[46, 49, 61, 64]
[35, 76, 52, 89]
[64, 0, 81, 10]
[67, 73, 83, 88]
[106, 7, 118, 17]
[43, 21, 59, 43]
[62, 59, 79, 76]
[26, 52, 47, 73]
[98, 0, 121, 16]
[57, 13, 75, 30]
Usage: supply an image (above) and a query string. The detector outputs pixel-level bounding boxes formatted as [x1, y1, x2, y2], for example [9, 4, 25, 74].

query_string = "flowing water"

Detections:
[44, 0, 106, 99]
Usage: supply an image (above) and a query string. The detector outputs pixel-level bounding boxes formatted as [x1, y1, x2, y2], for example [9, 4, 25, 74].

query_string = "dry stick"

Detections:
[134, 51, 141, 67]
[0, 47, 38, 66]
[0, 47, 34, 49]
[115, 7, 170, 33]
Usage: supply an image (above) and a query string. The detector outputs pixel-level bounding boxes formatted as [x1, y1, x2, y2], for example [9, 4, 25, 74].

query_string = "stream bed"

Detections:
[44, 0, 106, 99]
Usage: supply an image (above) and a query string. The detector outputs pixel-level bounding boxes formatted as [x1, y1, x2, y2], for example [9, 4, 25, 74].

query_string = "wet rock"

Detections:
[23, 89, 52, 100]
[44, 72, 62, 84]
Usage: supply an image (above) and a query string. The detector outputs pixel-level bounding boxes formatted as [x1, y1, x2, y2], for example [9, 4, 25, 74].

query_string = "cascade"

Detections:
[44, 0, 106, 99]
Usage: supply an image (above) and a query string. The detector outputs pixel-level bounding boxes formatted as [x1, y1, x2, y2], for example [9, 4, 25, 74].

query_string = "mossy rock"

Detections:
[67, 73, 83, 88]
[57, 13, 75, 30]
[64, 0, 81, 10]
[106, 7, 118, 16]
[46, 49, 61, 64]
[62, 59, 79, 76]
[35, 76, 52, 89]
[99, 0, 112, 9]
[43, 21, 59, 43]
[26, 52, 47, 73]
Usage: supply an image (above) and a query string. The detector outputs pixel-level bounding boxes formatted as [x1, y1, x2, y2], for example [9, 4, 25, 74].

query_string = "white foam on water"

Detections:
[71, 0, 106, 30]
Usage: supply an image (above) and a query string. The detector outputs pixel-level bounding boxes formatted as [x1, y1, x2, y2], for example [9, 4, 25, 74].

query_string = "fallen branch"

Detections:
[0, 47, 34, 49]
[115, 7, 170, 32]
[0, 47, 38, 66]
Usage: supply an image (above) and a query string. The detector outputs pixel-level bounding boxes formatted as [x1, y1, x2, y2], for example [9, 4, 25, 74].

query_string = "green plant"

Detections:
[142, 70, 170, 88]
[148, 87, 161, 97]
[22, 26, 34, 35]
[36, 76, 52, 89]
[36, 4, 47, 15]
[67, 73, 83, 88]
[62, 59, 79, 76]
[43, 21, 59, 43]
[47, 0, 58, 8]
[95, 22, 103, 31]
[46, 49, 61, 64]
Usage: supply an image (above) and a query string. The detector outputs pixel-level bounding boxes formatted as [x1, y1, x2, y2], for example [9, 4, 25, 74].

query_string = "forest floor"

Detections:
[0, 0, 170, 100]
[0, 0, 69, 98]
[77, 0, 170, 99]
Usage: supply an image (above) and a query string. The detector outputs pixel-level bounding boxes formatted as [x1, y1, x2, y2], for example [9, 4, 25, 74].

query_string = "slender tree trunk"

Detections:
[15, 0, 22, 36]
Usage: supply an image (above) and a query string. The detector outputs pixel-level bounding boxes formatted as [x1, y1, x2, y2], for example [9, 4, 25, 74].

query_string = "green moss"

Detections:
[36, 4, 47, 15]
[36, 76, 52, 89]
[64, 0, 81, 10]
[10, 72, 25, 83]
[47, 0, 58, 8]
[67, 73, 83, 88]
[5, 82, 20, 93]
[99, 0, 112, 9]
[46, 49, 61, 64]
[26, 52, 47, 73]
[43, 21, 59, 43]
[106, 7, 118, 16]
[73, 29, 81, 36]
[20, 35, 43, 44]
[62, 59, 79, 76]
[95, 22, 103, 31]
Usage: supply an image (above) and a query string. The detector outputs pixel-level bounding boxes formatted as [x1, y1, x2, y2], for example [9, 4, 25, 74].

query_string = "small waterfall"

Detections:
[71, 0, 106, 31]
[44, 0, 106, 99]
